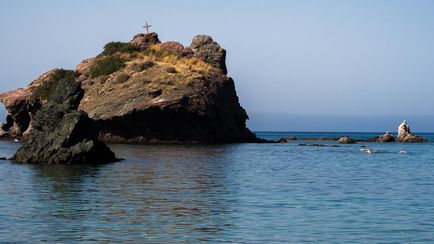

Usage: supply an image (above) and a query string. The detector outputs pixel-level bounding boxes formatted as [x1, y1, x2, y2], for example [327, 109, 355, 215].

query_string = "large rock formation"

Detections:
[0, 32, 258, 143]
[397, 120, 427, 143]
[13, 76, 117, 164]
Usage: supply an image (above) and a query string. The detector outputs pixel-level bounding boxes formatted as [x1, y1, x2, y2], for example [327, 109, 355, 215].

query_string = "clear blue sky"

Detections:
[1, 0, 434, 132]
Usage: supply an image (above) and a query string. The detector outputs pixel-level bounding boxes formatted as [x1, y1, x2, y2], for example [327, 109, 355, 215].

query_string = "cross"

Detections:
[143, 21, 152, 34]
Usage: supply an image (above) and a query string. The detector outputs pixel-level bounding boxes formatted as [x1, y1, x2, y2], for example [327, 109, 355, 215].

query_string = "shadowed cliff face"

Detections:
[0, 33, 258, 143]
[13, 77, 117, 164]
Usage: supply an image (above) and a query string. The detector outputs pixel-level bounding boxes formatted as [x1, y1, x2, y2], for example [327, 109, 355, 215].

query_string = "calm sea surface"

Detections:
[1, 132, 434, 243]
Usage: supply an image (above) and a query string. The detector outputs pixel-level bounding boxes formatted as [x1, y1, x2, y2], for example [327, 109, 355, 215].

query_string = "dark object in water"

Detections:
[13, 78, 117, 164]
[276, 136, 297, 143]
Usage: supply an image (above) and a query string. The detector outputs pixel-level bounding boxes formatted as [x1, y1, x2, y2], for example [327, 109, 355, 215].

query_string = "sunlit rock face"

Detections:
[397, 120, 427, 143]
[0, 33, 259, 143]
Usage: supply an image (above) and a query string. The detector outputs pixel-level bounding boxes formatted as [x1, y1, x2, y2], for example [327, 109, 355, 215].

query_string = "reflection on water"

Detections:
[1, 135, 434, 242]
[0, 144, 245, 243]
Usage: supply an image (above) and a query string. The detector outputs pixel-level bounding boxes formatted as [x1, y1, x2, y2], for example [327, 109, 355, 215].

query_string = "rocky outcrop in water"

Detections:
[12, 76, 117, 164]
[0, 32, 259, 143]
[338, 136, 356, 144]
[276, 136, 297, 143]
[367, 131, 395, 142]
[397, 120, 427, 143]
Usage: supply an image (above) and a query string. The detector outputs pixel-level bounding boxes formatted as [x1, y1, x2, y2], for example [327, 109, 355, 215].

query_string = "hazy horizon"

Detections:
[1, 0, 434, 131]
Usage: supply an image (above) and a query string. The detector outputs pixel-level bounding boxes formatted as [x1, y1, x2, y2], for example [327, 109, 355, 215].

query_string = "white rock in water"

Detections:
[398, 120, 410, 139]
[397, 120, 426, 143]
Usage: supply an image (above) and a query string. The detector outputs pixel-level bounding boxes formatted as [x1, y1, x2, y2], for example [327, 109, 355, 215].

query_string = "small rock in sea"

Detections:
[397, 120, 427, 143]
[276, 136, 297, 143]
[367, 131, 395, 142]
[338, 136, 356, 144]
[0, 157, 7, 160]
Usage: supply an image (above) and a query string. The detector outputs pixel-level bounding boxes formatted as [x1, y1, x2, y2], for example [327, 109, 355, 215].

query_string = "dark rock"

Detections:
[191, 35, 227, 74]
[367, 132, 395, 142]
[130, 32, 161, 50]
[338, 136, 356, 144]
[303, 137, 340, 141]
[160, 41, 184, 55]
[181, 47, 194, 58]
[0, 70, 57, 138]
[299, 143, 326, 147]
[12, 78, 117, 164]
[0, 157, 6, 160]
[397, 120, 427, 143]
[147, 89, 162, 98]
[276, 136, 297, 143]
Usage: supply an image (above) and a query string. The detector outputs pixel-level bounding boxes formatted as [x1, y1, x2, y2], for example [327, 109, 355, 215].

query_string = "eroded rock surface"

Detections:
[13, 78, 117, 164]
[191, 35, 227, 74]
[0, 32, 259, 143]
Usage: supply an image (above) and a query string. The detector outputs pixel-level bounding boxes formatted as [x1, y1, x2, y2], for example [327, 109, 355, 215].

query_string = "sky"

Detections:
[1, 0, 434, 132]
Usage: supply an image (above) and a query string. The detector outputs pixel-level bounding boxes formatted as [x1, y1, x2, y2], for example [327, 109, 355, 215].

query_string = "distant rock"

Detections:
[181, 47, 194, 58]
[12, 77, 117, 164]
[367, 131, 395, 142]
[338, 136, 356, 144]
[276, 136, 297, 143]
[299, 143, 339, 147]
[397, 120, 427, 143]
[191, 35, 227, 74]
[130, 32, 161, 50]
[160, 41, 184, 55]
[303, 137, 340, 141]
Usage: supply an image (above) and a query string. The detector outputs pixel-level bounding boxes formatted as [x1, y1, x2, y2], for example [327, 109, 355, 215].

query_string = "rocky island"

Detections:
[0, 32, 260, 144]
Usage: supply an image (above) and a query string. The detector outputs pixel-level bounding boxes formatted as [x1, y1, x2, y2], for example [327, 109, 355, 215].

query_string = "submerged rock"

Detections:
[397, 120, 427, 143]
[13, 77, 117, 164]
[338, 136, 356, 144]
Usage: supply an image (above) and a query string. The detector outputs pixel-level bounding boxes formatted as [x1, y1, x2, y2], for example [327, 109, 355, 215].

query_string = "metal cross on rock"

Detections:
[143, 21, 152, 34]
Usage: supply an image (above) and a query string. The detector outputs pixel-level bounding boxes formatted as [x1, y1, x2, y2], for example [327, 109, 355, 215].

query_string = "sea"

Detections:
[1, 131, 434, 243]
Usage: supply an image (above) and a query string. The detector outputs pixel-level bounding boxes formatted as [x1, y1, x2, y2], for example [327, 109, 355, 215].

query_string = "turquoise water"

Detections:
[1, 132, 434, 243]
